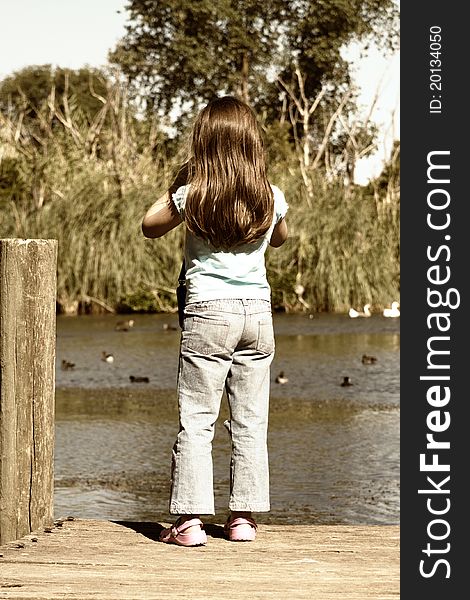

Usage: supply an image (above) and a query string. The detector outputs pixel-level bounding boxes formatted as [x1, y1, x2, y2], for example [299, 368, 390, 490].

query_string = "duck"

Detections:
[115, 319, 135, 331]
[129, 375, 149, 383]
[162, 323, 178, 331]
[101, 351, 114, 363]
[362, 354, 378, 365]
[383, 301, 400, 318]
[348, 304, 372, 318]
[275, 371, 289, 384]
[340, 376, 353, 387]
[61, 359, 75, 370]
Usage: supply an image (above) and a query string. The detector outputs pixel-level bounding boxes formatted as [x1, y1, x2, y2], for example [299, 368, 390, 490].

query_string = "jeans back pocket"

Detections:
[256, 318, 275, 354]
[182, 315, 230, 355]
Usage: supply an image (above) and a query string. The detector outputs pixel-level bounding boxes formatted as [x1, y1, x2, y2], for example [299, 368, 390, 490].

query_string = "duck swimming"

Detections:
[101, 351, 114, 363]
[129, 375, 149, 383]
[348, 304, 371, 318]
[341, 376, 353, 387]
[362, 354, 378, 364]
[383, 302, 400, 318]
[61, 359, 75, 370]
[115, 319, 135, 331]
[275, 371, 289, 384]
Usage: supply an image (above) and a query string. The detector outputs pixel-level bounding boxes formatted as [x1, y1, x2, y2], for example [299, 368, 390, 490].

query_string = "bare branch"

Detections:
[312, 90, 351, 170]
[308, 87, 327, 116]
[294, 64, 308, 109]
[88, 75, 107, 105]
[277, 76, 303, 114]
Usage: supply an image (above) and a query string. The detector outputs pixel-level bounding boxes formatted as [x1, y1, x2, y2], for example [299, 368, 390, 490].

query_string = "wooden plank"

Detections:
[0, 519, 399, 599]
[0, 240, 19, 545]
[0, 239, 57, 545]
[9, 240, 31, 544]
[27, 241, 56, 534]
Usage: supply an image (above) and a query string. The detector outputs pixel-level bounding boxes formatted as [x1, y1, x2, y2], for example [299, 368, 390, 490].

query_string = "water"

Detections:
[54, 312, 400, 525]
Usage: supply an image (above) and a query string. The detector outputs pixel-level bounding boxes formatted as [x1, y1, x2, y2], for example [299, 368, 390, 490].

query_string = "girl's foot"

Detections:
[159, 515, 207, 546]
[224, 511, 257, 542]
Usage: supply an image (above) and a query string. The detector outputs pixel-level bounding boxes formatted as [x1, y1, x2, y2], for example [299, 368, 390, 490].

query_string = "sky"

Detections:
[0, 0, 399, 184]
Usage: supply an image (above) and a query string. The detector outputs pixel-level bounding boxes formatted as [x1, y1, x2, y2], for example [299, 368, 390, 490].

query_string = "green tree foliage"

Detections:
[110, 0, 398, 116]
[110, 0, 285, 114]
[278, 0, 398, 94]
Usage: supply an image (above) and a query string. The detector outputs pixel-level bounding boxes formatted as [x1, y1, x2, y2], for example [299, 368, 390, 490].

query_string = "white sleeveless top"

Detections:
[171, 184, 288, 303]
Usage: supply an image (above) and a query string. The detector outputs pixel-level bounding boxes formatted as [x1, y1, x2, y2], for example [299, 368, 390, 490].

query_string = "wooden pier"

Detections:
[0, 519, 399, 599]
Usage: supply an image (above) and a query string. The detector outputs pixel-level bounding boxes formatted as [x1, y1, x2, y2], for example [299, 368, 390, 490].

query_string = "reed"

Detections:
[0, 82, 399, 314]
[266, 170, 400, 312]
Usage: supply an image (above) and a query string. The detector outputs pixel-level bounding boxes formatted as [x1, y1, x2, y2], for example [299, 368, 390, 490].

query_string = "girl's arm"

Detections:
[269, 218, 288, 247]
[141, 165, 188, 239]
[141, 192, 182, 239]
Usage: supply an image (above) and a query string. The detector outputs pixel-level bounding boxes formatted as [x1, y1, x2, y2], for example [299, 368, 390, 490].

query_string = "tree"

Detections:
[110, 0, 285, 115]
[110, 0, 398, 119]
[274, 0, 399, 100]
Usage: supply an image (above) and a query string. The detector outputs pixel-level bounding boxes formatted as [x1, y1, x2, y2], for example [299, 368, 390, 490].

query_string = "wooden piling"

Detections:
[0, 238, 57, 545]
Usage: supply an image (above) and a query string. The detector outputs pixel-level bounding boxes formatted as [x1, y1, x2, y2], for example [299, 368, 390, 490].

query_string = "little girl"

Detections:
[142, 96, 288, 546]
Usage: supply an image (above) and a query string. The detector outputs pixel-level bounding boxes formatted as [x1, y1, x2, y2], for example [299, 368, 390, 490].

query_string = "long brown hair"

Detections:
[184, 96, 274, 249]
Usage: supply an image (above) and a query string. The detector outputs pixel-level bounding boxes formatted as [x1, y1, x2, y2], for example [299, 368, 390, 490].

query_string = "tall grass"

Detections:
[0, 81, 399, 314]
[266, 173, 399, 312]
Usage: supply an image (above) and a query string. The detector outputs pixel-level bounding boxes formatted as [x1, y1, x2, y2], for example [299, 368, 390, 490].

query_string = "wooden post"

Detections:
[0, 238, 57, 545]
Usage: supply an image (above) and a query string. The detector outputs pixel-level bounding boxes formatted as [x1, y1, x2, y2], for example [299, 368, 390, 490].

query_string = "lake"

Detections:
[54, 312, 399, 525]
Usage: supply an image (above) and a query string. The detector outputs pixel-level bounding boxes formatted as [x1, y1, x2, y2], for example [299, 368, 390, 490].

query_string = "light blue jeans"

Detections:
[169, 298, 275, 515]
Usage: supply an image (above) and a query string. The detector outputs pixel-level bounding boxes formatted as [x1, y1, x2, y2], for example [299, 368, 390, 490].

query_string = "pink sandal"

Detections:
[224, 516, 257, 542]
[159, 517, 207, 546]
